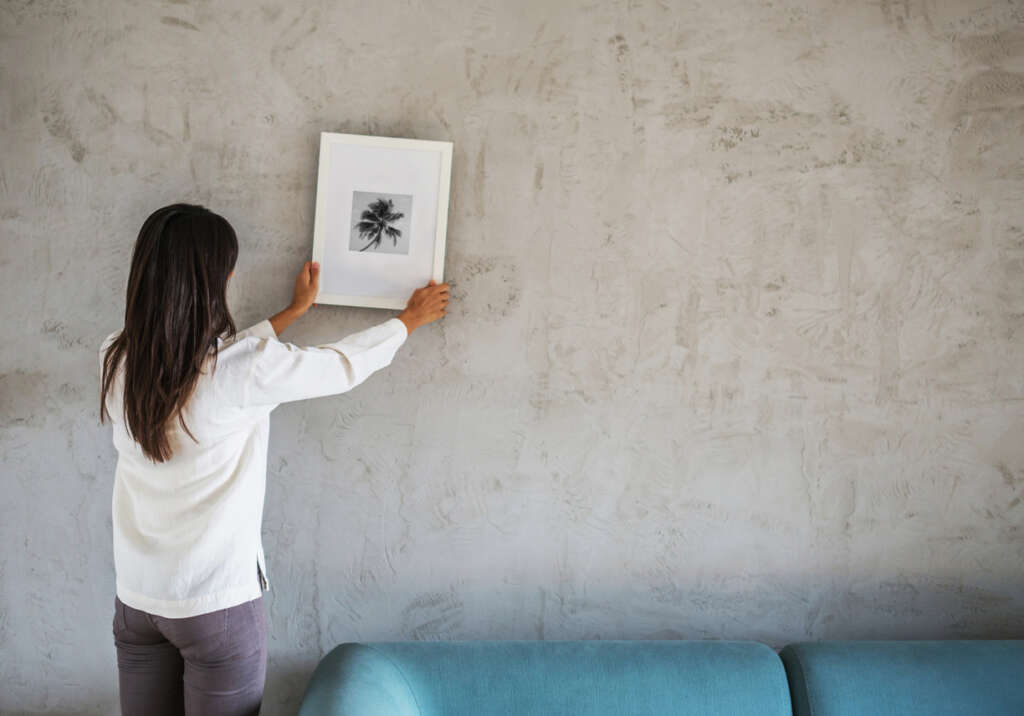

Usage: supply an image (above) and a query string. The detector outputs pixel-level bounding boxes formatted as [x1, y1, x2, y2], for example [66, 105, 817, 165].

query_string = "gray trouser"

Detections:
[112, 589, 267, 715]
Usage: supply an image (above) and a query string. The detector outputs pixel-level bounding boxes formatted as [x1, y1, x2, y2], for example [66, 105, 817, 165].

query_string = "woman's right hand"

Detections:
[398, 279, 450, 335]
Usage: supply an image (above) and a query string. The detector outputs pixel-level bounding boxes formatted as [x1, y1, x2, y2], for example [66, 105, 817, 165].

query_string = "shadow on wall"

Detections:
[263, 659, 322, 716]
[276, 573, 1024, 647]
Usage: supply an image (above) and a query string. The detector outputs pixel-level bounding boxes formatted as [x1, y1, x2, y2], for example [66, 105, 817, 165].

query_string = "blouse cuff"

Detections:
[388, 316, 409, 342]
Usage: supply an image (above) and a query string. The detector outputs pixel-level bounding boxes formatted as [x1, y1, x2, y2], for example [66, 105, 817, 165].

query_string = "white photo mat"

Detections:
[310, 132, 453, 309]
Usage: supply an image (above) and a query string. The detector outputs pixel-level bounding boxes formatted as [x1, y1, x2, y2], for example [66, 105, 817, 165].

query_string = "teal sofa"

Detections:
[297, 639, 1024, 715]
[781, 640, 1024, 716]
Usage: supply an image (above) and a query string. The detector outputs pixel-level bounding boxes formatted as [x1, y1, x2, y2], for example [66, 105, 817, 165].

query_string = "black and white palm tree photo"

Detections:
[348, 191, 413, 255]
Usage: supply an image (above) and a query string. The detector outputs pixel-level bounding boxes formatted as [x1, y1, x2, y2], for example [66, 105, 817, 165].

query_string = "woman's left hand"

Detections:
[269, 261, 320, 336]
[290, 261, 320, 314]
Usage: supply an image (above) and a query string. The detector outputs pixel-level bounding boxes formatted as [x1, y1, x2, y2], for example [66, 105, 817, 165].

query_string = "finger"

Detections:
[310, 262, 320, 285]
[428, 279, 437, 286]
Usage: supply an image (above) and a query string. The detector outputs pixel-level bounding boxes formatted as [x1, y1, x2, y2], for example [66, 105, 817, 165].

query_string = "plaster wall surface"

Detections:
[1, 0, 1023, 712]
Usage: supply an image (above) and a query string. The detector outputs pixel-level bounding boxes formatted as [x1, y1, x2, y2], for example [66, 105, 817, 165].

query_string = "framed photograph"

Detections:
[310, 132, 453, 309]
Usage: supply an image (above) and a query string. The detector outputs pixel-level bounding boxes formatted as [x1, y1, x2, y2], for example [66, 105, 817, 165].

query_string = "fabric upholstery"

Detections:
[781, 640, 1024, 716]
[298, 640, 791, 716]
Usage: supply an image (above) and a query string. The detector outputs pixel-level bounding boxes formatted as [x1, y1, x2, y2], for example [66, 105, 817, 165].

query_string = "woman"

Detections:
[100, 203, 449, 715]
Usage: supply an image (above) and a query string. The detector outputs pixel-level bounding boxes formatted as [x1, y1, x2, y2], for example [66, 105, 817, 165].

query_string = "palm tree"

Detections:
[355, 198, 404, 251]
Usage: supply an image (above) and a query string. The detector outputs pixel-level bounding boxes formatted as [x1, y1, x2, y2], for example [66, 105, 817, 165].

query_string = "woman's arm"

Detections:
[242, 318, 410, 407]
[218, 262, 450, 409]
[269, 261, 450, 337]
[215, 316, 407, 409]
[226, 262, 452, 407]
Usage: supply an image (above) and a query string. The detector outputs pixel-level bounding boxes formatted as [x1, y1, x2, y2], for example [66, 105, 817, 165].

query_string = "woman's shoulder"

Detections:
[221, 320, 277, 346]
[204, 324, 281, 405]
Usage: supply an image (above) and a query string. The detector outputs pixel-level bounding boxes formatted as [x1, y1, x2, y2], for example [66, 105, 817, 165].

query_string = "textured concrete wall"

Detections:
[2, 0, 1023, 712]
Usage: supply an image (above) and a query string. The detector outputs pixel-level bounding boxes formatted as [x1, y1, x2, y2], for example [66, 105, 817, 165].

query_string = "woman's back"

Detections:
[102, 321, 281, 616]
[103, 315, 411, 616]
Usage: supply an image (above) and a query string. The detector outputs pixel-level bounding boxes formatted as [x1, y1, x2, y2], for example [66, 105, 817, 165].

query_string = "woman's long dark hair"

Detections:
[100, 204, 238, 463]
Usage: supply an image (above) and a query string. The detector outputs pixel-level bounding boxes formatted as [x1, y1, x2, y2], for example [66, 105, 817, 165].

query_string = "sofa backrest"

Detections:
[298, 640, 792, 716]
[781, 640, 1024, 716]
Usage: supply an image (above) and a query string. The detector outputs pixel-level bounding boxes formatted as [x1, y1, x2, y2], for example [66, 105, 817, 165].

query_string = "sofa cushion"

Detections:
[299, 640, 791, 716]
[781, 640, 1024, 716]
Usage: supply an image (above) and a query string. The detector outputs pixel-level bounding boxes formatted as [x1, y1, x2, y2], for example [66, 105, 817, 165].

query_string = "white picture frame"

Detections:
[310, 131, 453, 309]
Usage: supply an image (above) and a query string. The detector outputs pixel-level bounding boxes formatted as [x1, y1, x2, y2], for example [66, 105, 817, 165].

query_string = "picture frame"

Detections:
[310, 131, 453, 310]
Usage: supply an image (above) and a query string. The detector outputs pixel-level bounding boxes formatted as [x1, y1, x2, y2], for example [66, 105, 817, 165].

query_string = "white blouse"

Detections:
[100, 317, 408, 618]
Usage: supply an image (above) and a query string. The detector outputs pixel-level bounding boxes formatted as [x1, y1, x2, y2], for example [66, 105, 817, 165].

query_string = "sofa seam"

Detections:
[766, 646, 794, 713]
[363, 644, 424, 716]
[784, 648, 816, 716]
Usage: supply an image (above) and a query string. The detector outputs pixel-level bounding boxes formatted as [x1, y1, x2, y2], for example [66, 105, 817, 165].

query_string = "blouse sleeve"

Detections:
[239, 317, 408, 408]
